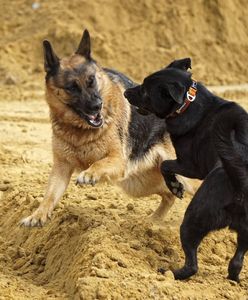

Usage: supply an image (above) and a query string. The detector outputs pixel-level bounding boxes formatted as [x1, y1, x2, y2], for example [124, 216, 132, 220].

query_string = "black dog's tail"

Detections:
[213, 103, 248, 200]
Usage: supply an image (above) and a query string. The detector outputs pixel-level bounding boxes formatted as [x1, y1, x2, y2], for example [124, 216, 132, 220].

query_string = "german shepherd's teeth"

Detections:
[88, 115, 103, 127]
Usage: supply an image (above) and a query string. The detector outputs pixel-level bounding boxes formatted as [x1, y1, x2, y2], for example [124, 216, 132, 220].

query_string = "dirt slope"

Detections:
[0, 97, 248, 299]
[1, 0, 248, 299]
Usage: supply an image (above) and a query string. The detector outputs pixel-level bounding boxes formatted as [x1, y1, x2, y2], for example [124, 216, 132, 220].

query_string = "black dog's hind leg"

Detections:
[228, 234, 248, 282]
[172, 167, 232, 280]
[173, 219, 208, 280]
[161, 160, 202, 199]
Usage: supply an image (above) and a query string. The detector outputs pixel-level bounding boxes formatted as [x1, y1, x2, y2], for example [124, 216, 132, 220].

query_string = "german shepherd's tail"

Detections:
[213, 103, 248, 204]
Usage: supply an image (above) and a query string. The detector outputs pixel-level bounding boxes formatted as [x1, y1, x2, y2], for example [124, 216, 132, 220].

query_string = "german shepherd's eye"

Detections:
[87, 75, 95, 88]
[65, 82, 80, 93]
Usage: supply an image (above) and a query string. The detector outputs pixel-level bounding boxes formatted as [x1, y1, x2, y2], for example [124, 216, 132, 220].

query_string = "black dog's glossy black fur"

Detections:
[124, 58, 248, 282]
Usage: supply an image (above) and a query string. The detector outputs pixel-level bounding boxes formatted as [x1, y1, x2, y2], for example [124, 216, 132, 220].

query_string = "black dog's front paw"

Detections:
[170, 180, 184, 199]
[164, 174, 184, 199]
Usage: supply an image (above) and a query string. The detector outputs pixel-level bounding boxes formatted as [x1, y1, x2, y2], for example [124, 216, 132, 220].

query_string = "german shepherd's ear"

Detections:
[43, 40, 60, 74]
[166, 58, 191, 71]
[165, 82, 186, 104]
[76, 29, 91, 60]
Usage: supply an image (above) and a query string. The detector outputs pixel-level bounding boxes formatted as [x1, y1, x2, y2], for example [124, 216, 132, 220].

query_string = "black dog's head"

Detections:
[124, 58, 192, 118]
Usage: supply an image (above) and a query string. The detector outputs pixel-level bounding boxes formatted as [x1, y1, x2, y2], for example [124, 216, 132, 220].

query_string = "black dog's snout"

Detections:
[124, 90, 128, 98]
[124, 89, 132, 99]
[124, 88, 150, 116]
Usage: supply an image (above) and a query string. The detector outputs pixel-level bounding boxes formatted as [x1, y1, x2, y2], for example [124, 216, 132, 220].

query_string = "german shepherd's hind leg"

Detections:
[228, 233, 248, 282]
[20, 160, 73, 227]
[150, 175, 199, 222]
[150, 192, 175, 222]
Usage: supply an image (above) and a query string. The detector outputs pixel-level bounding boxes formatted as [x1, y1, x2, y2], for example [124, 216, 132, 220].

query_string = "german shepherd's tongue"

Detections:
[88, 114, 98, 120]
[87, 113, 103, 127]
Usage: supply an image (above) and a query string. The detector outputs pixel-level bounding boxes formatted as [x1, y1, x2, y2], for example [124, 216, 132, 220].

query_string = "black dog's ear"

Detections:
[43, 40, 60, 74]
[166, 58, 191, 71]
[166, 82, 186, 104]
[76, 29, 91, 59]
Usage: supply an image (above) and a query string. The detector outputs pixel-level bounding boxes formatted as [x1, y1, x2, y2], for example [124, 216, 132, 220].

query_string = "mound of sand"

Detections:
[0, 98, 247, 299]
[0, 0, 248, 299]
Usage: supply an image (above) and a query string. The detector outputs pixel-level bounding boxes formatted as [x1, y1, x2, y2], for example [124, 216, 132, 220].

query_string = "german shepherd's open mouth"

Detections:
[66, 102, 104, 128]
[81, 111, 104, 128]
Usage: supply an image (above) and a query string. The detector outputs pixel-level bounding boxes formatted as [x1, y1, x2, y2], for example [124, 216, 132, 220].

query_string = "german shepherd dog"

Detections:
[124, 58, 248, 282]
[20, 31, 195, 228]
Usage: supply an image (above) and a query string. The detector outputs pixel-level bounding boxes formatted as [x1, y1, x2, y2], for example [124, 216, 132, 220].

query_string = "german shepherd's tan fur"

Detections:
[21, 30, 196, 227]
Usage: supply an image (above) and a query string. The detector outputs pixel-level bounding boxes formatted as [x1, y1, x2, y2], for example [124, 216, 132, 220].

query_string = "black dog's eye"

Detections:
[141, 85, 148, 98]
[65, 82, 80, 93]
[161, 88, 170, 98]
[87, 75, 95, 88]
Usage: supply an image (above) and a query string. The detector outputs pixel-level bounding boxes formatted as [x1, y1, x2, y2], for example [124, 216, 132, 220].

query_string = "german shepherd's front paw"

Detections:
[20, 209, 51, 227]
[164, 174, 184, 199]
[76, 170, 100, 186]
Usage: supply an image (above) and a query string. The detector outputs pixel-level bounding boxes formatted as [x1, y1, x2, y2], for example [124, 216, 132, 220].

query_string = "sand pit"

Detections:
[0, 1, 248, 299]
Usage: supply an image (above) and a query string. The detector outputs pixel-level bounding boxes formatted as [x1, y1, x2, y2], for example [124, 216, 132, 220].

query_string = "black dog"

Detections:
[124, 58, 248, 282]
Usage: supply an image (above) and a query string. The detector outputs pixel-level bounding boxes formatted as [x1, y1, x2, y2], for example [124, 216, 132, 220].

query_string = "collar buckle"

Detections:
[186, 91, 196, 102]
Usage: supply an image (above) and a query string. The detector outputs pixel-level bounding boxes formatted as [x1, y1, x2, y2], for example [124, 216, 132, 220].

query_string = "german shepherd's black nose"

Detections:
[89, 97, 102, 112]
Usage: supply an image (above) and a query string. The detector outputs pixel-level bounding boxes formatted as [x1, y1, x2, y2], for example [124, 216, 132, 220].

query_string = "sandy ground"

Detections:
[0, 90, 248, 299]
[1, 0, 248, 299]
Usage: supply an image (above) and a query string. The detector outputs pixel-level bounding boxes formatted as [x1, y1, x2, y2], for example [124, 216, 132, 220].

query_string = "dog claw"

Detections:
[76, 172, 99, 186]
[75, 178, 81, 185]
[19, 211, 50, 227]
[20, 217, 39, 227]
[171, 181, 180, 188]
[76, 177, 87, 185]
[90, 180, 96, 186]
[172, 188, 177, 194]
[177, 189, 184, 199]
